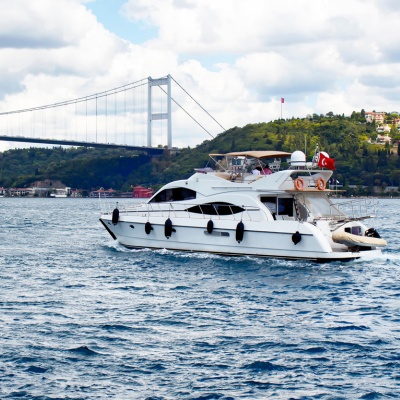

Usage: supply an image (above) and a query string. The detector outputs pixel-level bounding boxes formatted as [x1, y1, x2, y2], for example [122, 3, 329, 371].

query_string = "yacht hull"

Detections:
[100, 215, 380, 262]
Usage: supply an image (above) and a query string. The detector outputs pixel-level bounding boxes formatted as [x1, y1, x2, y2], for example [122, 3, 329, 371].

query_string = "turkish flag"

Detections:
[281, 97, 284, 103]
[317, 153, 335, 170]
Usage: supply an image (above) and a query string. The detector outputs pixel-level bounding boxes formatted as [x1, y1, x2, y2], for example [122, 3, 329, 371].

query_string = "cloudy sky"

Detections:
[0, 0, 399, 150]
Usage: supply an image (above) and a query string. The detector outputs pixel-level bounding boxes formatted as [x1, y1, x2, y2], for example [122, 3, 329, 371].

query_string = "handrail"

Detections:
[101, 200, 263, 222]
[330, 198, 378, 220]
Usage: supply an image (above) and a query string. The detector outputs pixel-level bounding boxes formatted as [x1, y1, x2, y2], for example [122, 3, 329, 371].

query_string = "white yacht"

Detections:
[50, 187, 71, 198]
[99, 150, 386, 262]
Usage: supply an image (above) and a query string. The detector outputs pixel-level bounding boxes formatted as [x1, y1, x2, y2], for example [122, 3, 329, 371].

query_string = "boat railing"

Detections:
[101, 200, 265, 222]
[330, 198, 379, 220]
[100, 200, 146, 214]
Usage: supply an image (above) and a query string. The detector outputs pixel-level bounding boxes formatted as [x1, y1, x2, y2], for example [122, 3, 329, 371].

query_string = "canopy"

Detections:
[210, 151, 291, 159]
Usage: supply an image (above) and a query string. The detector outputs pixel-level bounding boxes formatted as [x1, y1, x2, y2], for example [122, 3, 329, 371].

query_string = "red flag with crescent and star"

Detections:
[317, 153, 335, 170]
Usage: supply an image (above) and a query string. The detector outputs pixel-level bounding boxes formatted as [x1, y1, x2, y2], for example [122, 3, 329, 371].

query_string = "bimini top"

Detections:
[209, 151, 291, 159]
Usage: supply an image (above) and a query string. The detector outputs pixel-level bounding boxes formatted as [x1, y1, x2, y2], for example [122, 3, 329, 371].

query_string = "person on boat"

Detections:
[262, 164, 272, 175]
[263, 200, 276, 219]
[252, 166, 261, 175]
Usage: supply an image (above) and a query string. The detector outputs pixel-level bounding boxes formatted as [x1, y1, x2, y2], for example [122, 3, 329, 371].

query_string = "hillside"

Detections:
[1, 112, 399, 196]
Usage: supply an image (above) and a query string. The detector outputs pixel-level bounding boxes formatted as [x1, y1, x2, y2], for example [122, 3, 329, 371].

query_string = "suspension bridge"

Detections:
[0, 75, 225, 155]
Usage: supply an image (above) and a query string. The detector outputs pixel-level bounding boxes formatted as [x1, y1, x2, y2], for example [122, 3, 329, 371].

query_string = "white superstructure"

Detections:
[99, 150, 386, 262]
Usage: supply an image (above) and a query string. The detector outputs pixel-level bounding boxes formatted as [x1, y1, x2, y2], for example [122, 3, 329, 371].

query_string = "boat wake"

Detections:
[103, 241, 224, 259]
[102, 239, 151, 253]
[102, 239, 398, 267]
[355, 251, 400, 264]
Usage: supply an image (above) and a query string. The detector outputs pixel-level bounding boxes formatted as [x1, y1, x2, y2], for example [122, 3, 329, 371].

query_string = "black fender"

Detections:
[165, 218, 173, 238]
[207, 219, 214, 234]
[236, 221, 244, 243]
[292, 231, 302, 245]
[112, 208, 119, 225]
[145, 221, 153, 235]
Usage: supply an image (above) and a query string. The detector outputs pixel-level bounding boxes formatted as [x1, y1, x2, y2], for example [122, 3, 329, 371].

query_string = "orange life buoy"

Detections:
[316, 177, 326, 190]
[294, 177, 305, 190]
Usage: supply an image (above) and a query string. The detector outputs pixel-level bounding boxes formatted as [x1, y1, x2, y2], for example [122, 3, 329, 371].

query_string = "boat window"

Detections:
[261, 196, 277, 214]
[277, 198, 293, 216]
[186, 202, 244, 215]
[261, 196, 293, 217]
[150, 187, 196, 203]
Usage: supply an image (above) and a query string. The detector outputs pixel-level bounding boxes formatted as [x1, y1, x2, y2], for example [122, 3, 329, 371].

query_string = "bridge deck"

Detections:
[0, 135, 165, 155]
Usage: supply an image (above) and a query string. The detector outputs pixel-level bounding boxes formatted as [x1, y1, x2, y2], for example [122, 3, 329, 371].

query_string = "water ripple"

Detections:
[0, 198, 399, 399]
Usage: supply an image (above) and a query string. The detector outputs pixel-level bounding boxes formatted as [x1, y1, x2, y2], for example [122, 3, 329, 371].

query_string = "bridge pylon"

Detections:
[147, 74, 172, 148]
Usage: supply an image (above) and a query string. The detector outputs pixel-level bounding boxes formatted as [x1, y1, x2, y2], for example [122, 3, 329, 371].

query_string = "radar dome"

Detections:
[290, 151, 306, 166]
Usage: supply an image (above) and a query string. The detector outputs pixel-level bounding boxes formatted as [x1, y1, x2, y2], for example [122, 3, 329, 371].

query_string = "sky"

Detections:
[1, 0, 400, 150]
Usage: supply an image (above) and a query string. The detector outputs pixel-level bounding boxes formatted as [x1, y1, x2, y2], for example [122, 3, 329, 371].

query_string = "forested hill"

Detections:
[1, 112, 399, 195]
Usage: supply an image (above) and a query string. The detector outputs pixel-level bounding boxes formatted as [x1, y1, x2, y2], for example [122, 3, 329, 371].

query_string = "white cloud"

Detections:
[1, 0, 400, 151]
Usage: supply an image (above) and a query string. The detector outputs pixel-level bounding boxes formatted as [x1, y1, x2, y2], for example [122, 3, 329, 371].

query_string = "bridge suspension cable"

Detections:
[0, 75, 225, 149]
[157, 84, 216, 140]
[171, 77, 226, 132]
[0, 78, 149, 115]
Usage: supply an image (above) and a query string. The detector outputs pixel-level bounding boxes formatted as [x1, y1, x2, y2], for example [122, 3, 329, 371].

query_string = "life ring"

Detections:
[316, 178, 326, 190]
[294, 178, 305, 191]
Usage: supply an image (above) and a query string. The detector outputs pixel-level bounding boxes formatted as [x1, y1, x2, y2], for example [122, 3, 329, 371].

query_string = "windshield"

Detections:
[300, 195, 346, 219]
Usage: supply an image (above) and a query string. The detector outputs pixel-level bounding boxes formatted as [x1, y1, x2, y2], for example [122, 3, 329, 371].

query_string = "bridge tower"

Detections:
[147, 74, 172, 148]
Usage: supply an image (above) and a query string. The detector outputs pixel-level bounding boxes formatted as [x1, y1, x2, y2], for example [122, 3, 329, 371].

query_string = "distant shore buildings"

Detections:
[133, 185, 154, 198]
[364, 111, 400, 145]
[365, 111, 400, 127]
[0, 180, 154, 198]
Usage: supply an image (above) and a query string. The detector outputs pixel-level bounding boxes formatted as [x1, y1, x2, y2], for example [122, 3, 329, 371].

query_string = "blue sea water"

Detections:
[0, 197, 399, 399]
